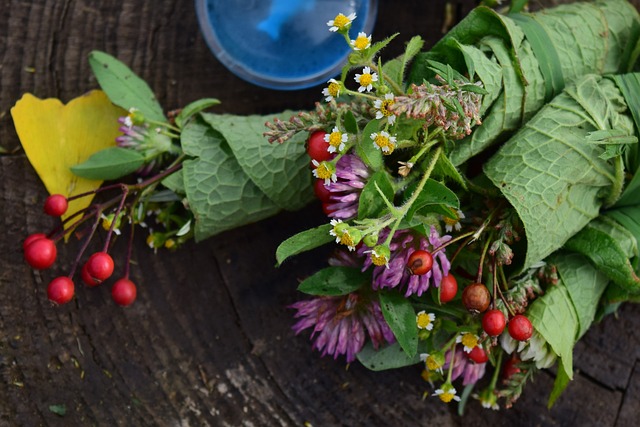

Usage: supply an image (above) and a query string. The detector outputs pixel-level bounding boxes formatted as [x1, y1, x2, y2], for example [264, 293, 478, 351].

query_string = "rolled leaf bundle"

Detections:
[483, 72, 640, 390]
[409, 0, 640, 166]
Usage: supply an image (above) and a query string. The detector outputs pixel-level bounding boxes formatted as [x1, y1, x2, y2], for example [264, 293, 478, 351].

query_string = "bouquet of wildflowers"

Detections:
[12, 0, 640, 410]
[270, 1, 640, 409]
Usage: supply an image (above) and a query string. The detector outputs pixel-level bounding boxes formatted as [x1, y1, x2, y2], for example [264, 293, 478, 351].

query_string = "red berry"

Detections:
[111, 278, 137, 306]
[406, 250, 433, 275]
[439, 274, 458, 303]
[467, 346, 489, 364]
[85, 252, 114, 281]
[306, 131, 332, 162]
[43, 194, 69, 217]
[24, 238, 57, 270]
[23, 233, 46, 251]
[313, 179, 332, 203]
[482, 309, 507, 336]
[81, 263, 101, 287]
[461, 282, 491, 313]
[502, 357, 522, 380]
[47, 276, 75, 304]
[508, 314, 533, 341]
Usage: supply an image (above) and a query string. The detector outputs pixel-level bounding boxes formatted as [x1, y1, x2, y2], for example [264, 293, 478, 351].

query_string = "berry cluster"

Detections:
[23, 193, 137, 307]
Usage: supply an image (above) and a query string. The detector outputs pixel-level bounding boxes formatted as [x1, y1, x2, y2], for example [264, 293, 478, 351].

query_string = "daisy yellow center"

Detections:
[443, 216, 459, 226]
[461, 333, 478, 349]
[354, 35, 369, 50]
[370, 251, 388, 266]
[328, 132, 343, 147]
[439, 391, 455, 403]
[339, 231, 355, 247]
[359, 73, 373, 87]
[102, 218, 113, 231]
[380, 99, 394, 116]
[416, 312, 432, 329]
[327, 82, 340, 97]
[333, 14, 350, 29]
[374, 134, 395, 154]
[426, 356, 441, 371]
[315, 163, 333, 180]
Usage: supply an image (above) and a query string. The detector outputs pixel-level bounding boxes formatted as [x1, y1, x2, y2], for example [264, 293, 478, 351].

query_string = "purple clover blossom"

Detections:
[444, 346, 487, 386]
[325, 154, 370, 220]
[359, 226, 451, 297]
[116, 116, 177, 175]
[290, 293, 395, 363]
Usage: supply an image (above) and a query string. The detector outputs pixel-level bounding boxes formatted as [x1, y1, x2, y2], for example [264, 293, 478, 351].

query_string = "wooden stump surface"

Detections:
[1, 0, 640, 425]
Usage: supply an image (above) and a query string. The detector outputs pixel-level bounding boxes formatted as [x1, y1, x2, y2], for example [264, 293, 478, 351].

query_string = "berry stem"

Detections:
[103, 185, 129, 252]
[68, 213, 102, 278]
[123, 220, 136, 279]
[475, 238, 492, 284]
[494, 270, 516, 317]
[431, 230, 476, 255]
[492, 256, 498, 310]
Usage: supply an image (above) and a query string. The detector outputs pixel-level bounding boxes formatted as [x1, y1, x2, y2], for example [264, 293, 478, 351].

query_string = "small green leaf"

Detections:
[175, 98, 220, 128]
[527, 283, 577, 379]
[357, 171, 395, 219]
[48, 404, 67, 416]
[70, 147, 144, 180]
[552, 252, 609, 339]
[405, 179, 459, 220]
[379, 291, 418, 358]
[367, 33, 399, 59]
[357, 342, 422, 371]
[548, 359, 571, 409]
[297, 266, 367, 296]
[343, 110, 358, 134]
[276, 224, 334, 266]
[434, 153, 467, 189]
[356, 119, 383, 170]
[88, 51, 165, 123]
[459, 84, 489, 95]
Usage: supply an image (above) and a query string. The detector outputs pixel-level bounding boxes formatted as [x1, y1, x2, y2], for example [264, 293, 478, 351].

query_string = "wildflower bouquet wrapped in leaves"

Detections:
[12, 0, 640, 410]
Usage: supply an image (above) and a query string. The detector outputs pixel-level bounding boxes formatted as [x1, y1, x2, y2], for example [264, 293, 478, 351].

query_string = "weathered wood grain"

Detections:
[1, 0, 640, 426]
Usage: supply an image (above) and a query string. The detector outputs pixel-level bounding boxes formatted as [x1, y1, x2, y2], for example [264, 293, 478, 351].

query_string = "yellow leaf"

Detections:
[11, 90, 125, 224]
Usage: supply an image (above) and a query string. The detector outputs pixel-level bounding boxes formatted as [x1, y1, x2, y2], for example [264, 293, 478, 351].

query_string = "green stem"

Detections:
[490, 351, 503, 389]
[401, 145, 443, 211]
[476, 238, 492, 283]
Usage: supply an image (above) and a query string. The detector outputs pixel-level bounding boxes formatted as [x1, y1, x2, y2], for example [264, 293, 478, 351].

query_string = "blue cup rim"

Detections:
[195, 0, 379, 90]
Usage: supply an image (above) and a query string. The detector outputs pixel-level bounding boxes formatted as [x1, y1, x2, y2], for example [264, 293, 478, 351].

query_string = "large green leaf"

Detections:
[201, 112, 314, 211]
[485, 75, 634, 269]
[409, 0, 640, 166]
[181, 118, 279, 241]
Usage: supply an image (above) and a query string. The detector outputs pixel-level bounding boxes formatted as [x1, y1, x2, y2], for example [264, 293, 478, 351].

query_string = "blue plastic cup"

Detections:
[195, 0, 379, 90]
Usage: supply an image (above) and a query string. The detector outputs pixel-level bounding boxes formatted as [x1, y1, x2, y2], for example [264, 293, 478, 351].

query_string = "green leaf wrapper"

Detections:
[409, 0, 640, 165]
[485, 75, 635, 269]
[180, 113, 314, 241]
